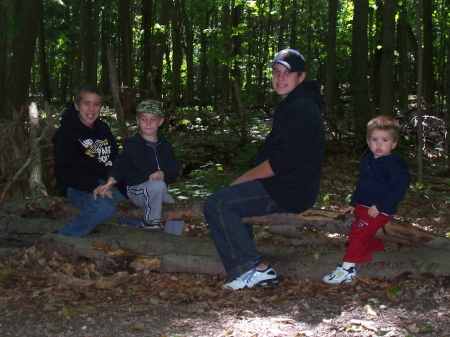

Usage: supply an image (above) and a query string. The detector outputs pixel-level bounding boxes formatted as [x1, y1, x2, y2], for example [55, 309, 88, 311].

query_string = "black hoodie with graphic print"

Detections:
[52, 103, 119, 197]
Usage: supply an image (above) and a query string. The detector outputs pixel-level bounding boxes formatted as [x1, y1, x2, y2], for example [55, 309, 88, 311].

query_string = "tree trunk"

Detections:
[422, 0, 436, 111]
[0, 2, 9, 119]
[119, 0, 133, 116]
[27, 102, 48, 198]
[378, 0, 397, 116]
[171, 0, 182, 108]
[107, 44, 129, 140]
[324, 0, 338, 120]
[182, 0, 194, 105]
[153, 0, 172, 97]
[396, 1, 408, 114]
[351, 0, 371, 136]
[37, 4, 52, 104]
[141, 0, 155, 98]
[74, 0, 85, 90]
[10, 198, 438, 247]
[3, 0, 42, 118]
[0, 211, 448, 281]
[416, 0, 424, 183]
[446, 29, 450, 169]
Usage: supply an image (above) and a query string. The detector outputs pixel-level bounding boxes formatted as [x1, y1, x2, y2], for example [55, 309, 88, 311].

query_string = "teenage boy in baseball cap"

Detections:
[204, 49, 325, 290]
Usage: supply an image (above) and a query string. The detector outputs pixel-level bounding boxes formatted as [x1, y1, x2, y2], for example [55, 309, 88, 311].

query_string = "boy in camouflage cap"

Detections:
[99, 99, 184, 235]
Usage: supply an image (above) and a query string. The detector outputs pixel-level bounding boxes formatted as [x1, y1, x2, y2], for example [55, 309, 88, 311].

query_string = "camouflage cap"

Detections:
[136, 99, 164, 117]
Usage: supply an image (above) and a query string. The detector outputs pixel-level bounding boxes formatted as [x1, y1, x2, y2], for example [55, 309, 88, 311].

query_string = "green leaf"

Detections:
[46, 325, 61, 331]
[419, 326, 434, 333]
[68, 308, 78, 316]
[0, 270, 11, 276]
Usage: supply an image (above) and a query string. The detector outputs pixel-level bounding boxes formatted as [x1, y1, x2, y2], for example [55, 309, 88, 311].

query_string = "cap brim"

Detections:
[266, 61, 292, 70]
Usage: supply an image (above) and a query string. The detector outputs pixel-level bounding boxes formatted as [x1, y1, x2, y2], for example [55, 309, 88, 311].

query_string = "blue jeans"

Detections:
[58, 183, 127, 238]
[204, 180, 285, 280]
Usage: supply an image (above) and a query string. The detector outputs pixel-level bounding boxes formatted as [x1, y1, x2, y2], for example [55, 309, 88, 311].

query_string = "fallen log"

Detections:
[1, 212, 449, 280]
[4, 197, 438, 247]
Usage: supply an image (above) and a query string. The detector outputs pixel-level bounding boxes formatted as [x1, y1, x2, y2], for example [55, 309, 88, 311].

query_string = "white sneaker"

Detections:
[323, 265, 356, 284]
[222, 266, 279, 290]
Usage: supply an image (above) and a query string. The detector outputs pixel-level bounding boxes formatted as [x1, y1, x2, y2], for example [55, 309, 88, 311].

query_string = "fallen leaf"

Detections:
[363, 304, 377, 316]
[43, 304, 57, 311]
[312, 253, 319, 260]
[132, 323, 144, 330]
[270, 297, 287, 308]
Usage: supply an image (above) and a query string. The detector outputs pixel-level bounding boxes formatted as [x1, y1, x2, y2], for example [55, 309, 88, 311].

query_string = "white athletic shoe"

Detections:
[323, 265, 356, 284]
[222, 265, 279, 290]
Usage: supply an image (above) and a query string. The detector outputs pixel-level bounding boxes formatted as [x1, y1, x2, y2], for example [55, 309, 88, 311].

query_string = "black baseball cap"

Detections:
[266, 49, 306, 72]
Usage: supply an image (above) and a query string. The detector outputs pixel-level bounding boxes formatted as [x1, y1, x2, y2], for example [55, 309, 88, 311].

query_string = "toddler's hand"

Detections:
[341, 206, 355, 215]
[368, 205, 380, 218]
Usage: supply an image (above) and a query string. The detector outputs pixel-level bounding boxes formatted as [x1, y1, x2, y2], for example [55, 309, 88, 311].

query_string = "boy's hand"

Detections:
[149, 171, 164, 180]
[341, 206, 354, 214]
[93, 184, 113, 200]
[94, 177, 116, 199]
[367, 205, 380, 218]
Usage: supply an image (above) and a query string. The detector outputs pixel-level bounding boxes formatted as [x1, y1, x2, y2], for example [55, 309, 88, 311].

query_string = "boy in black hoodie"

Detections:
[53, 83, 128, 238]
[204, 49, 325, 290]
[98, 99, 184, 235]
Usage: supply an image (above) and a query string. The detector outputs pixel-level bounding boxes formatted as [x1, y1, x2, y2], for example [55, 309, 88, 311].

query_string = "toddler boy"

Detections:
[323, 115, 410, 283]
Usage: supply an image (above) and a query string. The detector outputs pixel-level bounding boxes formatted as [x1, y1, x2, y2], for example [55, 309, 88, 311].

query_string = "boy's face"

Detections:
[271, 63, 305, 99]
[137, 112, 164, 140]
[75, 92, 102, 127]
[367, 129, 397, 158]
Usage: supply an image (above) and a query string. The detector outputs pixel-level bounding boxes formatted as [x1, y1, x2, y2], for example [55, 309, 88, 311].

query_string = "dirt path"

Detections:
[1, 246, 449, 337]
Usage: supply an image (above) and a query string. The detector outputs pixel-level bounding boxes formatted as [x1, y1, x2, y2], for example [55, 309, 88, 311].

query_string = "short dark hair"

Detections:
[366, 115, 400, 142]
[75, 83, 104, 105]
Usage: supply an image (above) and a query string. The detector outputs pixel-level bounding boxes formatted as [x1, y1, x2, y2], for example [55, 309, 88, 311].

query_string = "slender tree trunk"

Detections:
[171, 0, 182, 108]
[378, 0, 397, 116]
[182, 0, 194, 105]
[74, 0, 85, 90]
[119, 0, 133, 115]
[289, 0, 298, 48]
[0, 2, 9, 119]
[59, 3, 71, 104]
[141, 0, 154, 98]
[38, 3, 52, 104]
[28, 102, 48, 198]
[4, 0, 42, 118]
[397, 0, 408, 114]
[422, 0, 436, 111]
[369, 1, 383, 113]
[153, 0, 172, 98]
[416, 0, 424, 183]
[107, 44, 129, 140]
[277, 0, 286, 51]
[325, 0, 338, 120]
[198, 7, 212, 107]
[351, 0, 371, 137]
[446, 32, 450, 169]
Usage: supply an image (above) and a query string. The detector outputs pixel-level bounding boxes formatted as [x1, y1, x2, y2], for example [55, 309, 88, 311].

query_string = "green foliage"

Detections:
[187, 162, 234, 195]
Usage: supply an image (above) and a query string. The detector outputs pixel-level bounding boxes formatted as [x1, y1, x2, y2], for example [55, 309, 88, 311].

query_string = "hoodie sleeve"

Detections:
[159, 141, 180, 185]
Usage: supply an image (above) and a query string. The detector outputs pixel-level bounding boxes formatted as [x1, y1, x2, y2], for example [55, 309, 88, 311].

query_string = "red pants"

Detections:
[343, 204, 393, 263]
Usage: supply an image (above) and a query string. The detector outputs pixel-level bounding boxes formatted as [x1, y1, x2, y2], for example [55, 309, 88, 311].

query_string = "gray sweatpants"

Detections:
[127, 180, 184, 235]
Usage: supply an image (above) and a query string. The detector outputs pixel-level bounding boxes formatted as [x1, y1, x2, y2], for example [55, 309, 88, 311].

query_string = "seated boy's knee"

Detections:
[146, 180, 167, 193]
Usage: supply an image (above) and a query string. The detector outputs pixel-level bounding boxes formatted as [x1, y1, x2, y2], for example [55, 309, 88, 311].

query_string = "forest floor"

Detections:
[1, 153, 450, 337]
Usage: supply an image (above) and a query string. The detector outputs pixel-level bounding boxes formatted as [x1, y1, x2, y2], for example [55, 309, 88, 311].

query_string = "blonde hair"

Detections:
[366, 115, 400, 142]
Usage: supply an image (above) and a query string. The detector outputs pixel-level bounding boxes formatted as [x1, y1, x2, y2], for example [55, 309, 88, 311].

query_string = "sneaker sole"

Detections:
[256, 278, 280, 288]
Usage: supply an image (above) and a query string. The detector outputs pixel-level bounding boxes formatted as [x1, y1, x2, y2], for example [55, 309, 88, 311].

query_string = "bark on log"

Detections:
[5, 197, 438, 247]
[1, 212, 449, 281]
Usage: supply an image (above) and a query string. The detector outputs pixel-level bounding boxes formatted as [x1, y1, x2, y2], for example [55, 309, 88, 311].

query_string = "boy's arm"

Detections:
[231, 160, 274, 185]
[375, 157, 410, 213]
